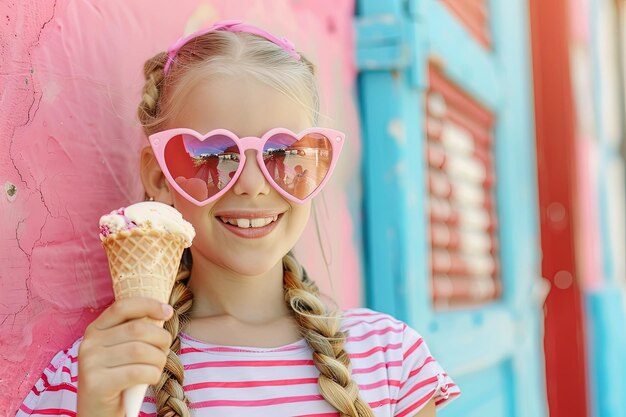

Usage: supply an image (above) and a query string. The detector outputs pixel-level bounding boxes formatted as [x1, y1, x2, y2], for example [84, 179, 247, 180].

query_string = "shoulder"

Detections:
[341, 308, 407, 330]
[340, 308, 461, 413]
[340, 308, 411, 366]
[15, 338, 82, 416]
[341, 307, 409, 342]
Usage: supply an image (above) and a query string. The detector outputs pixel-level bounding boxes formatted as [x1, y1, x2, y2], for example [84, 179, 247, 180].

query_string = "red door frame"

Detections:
[528, 1, 590, 417]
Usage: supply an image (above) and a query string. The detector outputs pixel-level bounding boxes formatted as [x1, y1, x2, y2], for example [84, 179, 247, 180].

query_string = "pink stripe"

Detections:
[351, 360, 402, 374]
[435, 389, 461, 406]
[358, 379, 402, 390]
[436, 382, 456, 397]
[343, 316, 404, 330]
[368, 396, 396, 408]
[26, 371, 79, 404]
[185, 377, 318, 391]
[138, 413, 156, 417]
[48, 354, 77, 369]
[294, 413, 339, 417]
[401, 357, 436, 388]
[346, 326, 404, 342]
[46, 364, 76, 382]
[349, 342, 403, 359]
[42, 372, 50, 387]
[61, 366, 72, 375]
[185, 359, 314, 370]
[42, 383, 77, 394]
[396, 388, 437, 417]
[39, 372, 77, 392]
[190, 394, 325, 408]
[30, 373, 51, 396]
[19, 404, 76, 417]
[403, 338, 424, 360]
[398, 376, 439, 402]
[30, 385, 42, 396]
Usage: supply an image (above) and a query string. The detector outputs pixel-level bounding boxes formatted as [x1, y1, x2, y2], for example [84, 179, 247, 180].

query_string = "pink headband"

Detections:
[163, 20, 301, 74]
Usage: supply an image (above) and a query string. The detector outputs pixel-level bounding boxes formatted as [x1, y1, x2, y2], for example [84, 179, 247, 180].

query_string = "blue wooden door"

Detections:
[355, 1, 547, 416]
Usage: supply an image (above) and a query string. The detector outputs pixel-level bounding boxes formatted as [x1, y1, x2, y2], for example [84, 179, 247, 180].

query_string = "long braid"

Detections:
[153, 261, 194, 417]
[283, 254, 375, 417]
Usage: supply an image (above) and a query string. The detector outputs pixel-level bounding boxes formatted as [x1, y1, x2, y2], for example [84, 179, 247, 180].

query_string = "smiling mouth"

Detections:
[218, 214, 280, 229]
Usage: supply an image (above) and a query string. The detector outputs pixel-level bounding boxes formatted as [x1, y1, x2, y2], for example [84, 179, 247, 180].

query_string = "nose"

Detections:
[231, 149, 271, 198]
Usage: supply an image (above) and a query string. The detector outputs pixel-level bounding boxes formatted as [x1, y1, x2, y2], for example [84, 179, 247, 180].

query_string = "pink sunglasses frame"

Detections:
[148, 127, 345, 206]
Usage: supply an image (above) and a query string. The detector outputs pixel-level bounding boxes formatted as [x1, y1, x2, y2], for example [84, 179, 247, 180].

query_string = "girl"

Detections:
[16, 21, 460, 417]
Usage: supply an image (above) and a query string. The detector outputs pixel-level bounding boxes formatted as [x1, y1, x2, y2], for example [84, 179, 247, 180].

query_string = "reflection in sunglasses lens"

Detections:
[263, 133, 332, 200]
[164, 134, 239, 201]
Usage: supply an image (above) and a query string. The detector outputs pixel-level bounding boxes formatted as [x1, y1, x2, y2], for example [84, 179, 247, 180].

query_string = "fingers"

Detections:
[109, 364, 164, 389]
[90, 298, 173, 332]
[104, 341, 169, 369]
[82, 363, 165, 394]
[77, 298, 176, 416]
[98, 319, 173, 351]
[78, 331, 170, 396]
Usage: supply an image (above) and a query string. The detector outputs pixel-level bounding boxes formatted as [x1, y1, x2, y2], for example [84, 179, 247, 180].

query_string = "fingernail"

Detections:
[162, 304, 173, 318]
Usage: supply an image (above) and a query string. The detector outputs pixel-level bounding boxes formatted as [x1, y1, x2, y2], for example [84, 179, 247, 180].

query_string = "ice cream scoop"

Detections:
[99, 201, 195, 245]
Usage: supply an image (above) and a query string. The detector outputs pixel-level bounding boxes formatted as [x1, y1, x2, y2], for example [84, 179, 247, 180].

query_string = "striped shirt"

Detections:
[16, 308, 460, 417]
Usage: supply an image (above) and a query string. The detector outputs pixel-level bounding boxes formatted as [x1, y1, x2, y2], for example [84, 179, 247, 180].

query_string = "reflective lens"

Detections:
[263, 132, 333, 200]
[164, 134, 240, 201]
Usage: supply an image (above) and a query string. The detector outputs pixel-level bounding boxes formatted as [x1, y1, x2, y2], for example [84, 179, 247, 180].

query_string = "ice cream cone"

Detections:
[99, 202, 195, 417]
[102, 228, 185, 325]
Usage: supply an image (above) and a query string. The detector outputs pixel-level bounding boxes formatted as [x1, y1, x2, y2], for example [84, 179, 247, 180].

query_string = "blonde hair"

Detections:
[137, 29, 374, 417]
[138, 31, 319, 134]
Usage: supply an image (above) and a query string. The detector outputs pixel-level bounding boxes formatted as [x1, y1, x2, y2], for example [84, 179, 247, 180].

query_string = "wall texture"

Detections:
[0, 1, 360, 414]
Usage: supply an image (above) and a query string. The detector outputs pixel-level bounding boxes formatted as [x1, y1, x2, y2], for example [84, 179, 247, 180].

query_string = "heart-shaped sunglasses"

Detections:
[148, 127, 345, 206]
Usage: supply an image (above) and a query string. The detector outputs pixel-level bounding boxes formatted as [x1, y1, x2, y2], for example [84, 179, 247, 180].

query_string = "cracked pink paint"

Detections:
[0, 0, 360, 413]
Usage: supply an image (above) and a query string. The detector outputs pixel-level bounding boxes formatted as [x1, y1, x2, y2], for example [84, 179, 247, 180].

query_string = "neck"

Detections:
[186, 254, 292, 324]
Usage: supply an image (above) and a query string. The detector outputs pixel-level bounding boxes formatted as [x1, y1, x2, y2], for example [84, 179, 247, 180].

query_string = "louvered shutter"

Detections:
[426, 64, 500, 308]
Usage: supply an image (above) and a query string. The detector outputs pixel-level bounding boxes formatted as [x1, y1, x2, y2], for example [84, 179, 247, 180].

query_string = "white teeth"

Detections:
[251, 218, 271, 228]
[220, 216, 278, 228]
[236, 219, 251, 228]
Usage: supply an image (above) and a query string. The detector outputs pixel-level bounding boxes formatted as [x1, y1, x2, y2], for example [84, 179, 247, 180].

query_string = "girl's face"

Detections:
[162, 74, 313, 276]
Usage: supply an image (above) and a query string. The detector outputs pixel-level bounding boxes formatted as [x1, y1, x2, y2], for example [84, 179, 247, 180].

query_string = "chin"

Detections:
[222, 249, 287, 277]
[191, 239, 289, 277]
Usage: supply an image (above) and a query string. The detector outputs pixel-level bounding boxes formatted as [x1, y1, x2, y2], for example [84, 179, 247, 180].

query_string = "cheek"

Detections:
[171, 192, 215, 233]
[289, 202, 312, 234]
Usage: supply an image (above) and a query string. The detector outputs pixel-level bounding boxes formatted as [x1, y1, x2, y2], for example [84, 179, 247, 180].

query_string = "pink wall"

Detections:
[0, 1, 359, 413]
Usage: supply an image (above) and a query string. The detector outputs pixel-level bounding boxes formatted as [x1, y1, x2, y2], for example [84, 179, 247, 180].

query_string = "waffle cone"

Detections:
[102, 228, 185, 324]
